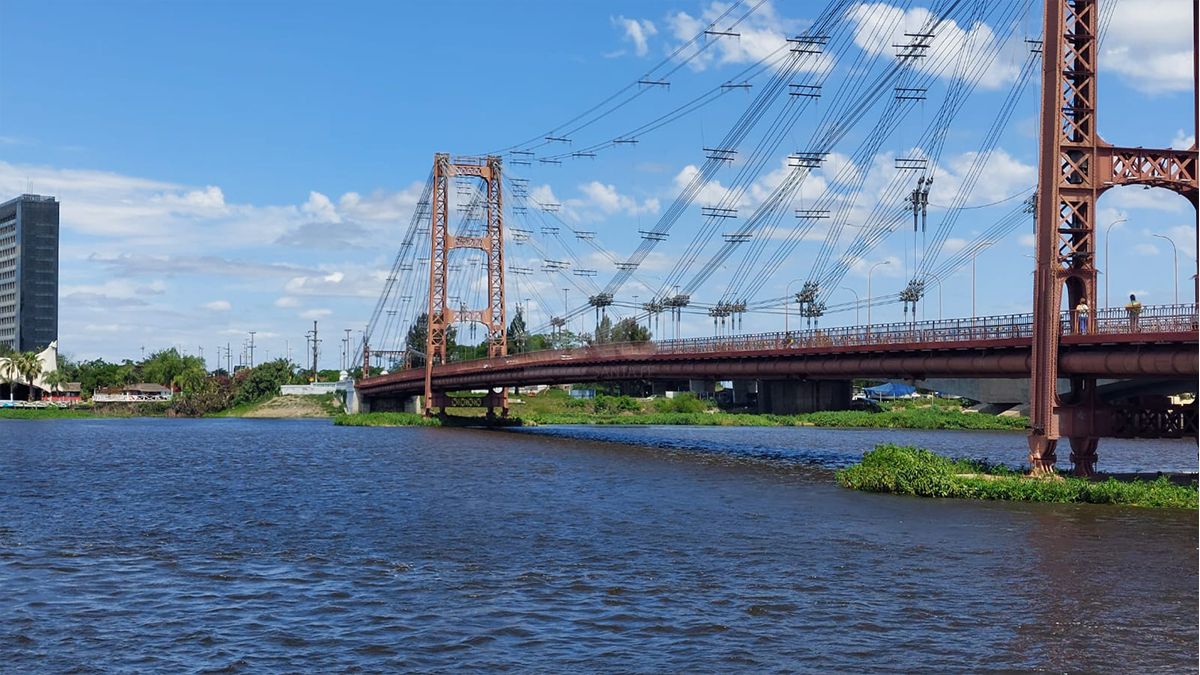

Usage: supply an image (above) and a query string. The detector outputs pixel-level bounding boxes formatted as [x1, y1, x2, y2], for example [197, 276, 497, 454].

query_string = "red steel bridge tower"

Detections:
[424, 153, 508, 417]
[1029, 0, 1199, 474]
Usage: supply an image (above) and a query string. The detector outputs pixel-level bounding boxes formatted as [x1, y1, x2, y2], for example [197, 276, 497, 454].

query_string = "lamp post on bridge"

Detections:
[1152, 233, 1179, 304]
[922, 276, 943, 320]
[970, 242, 992, 321]
[784, 278, 805, 333]
[1104, 217, 1126, 309]
[840, 287, 861, 325]
[866, 260, 890, 333]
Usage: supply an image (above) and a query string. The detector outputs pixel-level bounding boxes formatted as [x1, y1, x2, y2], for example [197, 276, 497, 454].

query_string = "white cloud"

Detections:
[575, 181, 660, 216]
[300, 308, 333, 320]
[942, 238, 967, 253]
[1170, 129, 1196, 150]
[301, 191, 341, 223]
[1105, 185, 1190, 213]
[1101, 0, 1194, 94]
[1134, 243, 1159, 255]
[0, 160, 427, 253]
[274, 296, 301, 308]
[846, 2, 1025, 89]
[203, 300, 232, 311]
[530, 184, 559, 206]
[614, 16, 657, 56]
[664, 1, 833, 74]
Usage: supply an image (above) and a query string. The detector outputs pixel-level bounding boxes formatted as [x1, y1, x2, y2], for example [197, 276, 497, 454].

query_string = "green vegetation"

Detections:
[801, 408, 1026, 430]
[837, 444, 1198, 509]
[0, 349, 44, 401]
[334, 389, 1028, 430]
[652, 393, 711, 414]
[0, 406, 100, 420]
[333, 412, 442, 427]
[0, 401, 174, 419]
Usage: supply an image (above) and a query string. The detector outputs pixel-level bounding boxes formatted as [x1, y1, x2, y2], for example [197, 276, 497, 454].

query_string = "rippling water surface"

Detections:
[1, 418, 1195, 672]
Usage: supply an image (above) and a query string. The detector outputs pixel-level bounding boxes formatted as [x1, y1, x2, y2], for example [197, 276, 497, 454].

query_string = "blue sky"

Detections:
[0, 0, 1195, 367]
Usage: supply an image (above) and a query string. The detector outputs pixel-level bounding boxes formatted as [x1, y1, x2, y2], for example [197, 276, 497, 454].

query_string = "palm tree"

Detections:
[0, 355, 14, 401]
[42, 369, 67, 397]
[12, 351, 43, 402]
[172, 367, 206, 396]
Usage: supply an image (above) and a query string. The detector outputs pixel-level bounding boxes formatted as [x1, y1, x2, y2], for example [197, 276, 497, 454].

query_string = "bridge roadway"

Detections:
[357, 304, 1198, 400]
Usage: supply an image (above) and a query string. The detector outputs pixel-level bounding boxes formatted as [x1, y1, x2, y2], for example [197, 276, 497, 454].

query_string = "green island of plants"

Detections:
[837, 444, 1198, 509]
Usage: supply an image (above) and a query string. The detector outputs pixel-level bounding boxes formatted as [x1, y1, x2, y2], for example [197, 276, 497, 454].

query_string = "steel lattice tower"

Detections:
[425, 153, 508, 416]
[1028, 0, 1198, 474]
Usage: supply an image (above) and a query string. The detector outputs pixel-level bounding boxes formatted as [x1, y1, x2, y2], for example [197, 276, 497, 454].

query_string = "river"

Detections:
[1, 418, 1195, 672]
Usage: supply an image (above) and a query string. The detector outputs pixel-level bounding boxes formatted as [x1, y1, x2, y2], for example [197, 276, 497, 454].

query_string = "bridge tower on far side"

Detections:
[425, 153, 508, 417]
[1029, 0, 1198, 474]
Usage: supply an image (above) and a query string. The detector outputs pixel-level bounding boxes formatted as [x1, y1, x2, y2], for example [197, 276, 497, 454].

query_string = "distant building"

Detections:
[0, 194, 59, 352]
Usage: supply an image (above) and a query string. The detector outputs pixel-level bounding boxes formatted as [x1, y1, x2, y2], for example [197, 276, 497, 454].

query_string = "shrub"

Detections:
[172, 376, 234, 417]
[231, 359, 294, 406]
[594, 394, 640, 414]
[653, 393, 711, 414]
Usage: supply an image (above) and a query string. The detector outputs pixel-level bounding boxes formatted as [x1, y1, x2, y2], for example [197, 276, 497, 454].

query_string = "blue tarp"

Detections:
[865, 382, 917, 398]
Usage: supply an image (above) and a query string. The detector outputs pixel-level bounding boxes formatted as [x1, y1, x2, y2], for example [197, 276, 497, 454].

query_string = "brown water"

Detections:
[1, 418, 1195, 671]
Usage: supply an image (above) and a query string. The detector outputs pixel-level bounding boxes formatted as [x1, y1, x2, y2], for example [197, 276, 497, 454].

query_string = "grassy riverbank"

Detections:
[837, 444, 1198, 509]
[212, 394, 343, 418]
[0, 402, 173, 419]
[391, 390, 1028, 430]
[333, 412, 443, 427]
[334, 405, 1027, 430]
[0, 406, 101, 420]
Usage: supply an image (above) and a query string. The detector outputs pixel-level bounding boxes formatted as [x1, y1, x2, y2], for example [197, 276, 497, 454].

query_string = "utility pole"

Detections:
[225, 342, 232, 373]
[304, 321, 314, 381]
[248, 331, 256, 368]
[343, 328, 352, 371]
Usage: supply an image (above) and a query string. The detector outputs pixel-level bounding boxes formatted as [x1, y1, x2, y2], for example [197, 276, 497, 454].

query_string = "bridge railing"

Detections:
[653, 304, 1198, 354]
[364, 304, 1198, 381]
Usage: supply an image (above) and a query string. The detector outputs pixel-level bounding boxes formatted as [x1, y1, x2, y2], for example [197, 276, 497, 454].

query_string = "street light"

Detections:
[840, 287, 861, 325]
[921, 275, 943, 320]
[971, 242, 993, 320]
[784, 278, 805, 333]
[867, 261, 891, 330]
[1152, 233, 1179, 304]
[1104, 217, 1126, 309]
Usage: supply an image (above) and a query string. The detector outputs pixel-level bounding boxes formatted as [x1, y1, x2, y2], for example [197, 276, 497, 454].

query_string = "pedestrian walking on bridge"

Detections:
[1075, 298, 1090, 334]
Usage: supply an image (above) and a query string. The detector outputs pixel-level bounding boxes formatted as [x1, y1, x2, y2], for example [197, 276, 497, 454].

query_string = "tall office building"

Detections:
[0, 194, 59, 352]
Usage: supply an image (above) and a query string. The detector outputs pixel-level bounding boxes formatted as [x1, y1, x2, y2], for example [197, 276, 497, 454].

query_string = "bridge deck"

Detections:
[359, 305, 1199, 397]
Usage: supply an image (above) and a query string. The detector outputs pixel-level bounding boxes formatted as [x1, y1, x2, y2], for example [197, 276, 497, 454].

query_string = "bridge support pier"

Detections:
[1026, 436, 1059, 476]
[1067, 437, 1099, 477]
[758, 379, 851, 415]
[1062, 377, 1101, 476]
[731, 380, 756, 406]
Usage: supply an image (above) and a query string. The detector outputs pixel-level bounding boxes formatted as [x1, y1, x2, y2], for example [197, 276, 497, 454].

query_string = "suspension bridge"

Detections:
[354, 0, 1198, 475]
